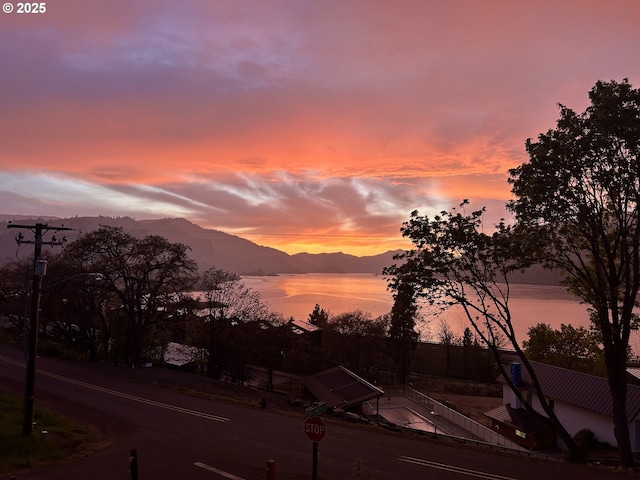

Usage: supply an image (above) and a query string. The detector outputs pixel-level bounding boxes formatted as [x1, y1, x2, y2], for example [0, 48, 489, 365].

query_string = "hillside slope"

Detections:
[0, 215, 399, 274]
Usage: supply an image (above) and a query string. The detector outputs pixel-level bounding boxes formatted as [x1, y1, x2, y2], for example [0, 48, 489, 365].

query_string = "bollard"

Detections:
[266, 459, 276, 480]
[130, 448, 139, 480]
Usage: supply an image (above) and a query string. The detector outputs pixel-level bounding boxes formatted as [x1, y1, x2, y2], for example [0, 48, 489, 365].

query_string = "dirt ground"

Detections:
[411, 378, 503, 426]
[426, 392, 502, 426]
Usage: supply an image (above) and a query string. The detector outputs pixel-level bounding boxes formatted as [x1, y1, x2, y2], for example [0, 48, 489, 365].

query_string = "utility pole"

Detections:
[7, 222, 73, 435]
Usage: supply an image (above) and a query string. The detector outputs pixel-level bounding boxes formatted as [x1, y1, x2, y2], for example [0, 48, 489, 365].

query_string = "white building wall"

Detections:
[553, 401, 616, 447]
[528, 393, 617, 448]
[502, 385, 624, 449]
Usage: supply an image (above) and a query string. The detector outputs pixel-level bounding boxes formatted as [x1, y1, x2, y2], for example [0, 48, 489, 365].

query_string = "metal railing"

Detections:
[381, 384, 528, 453]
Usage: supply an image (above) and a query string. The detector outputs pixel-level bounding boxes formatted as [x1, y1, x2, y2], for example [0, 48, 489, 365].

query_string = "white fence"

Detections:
[382, 384, 527, 453]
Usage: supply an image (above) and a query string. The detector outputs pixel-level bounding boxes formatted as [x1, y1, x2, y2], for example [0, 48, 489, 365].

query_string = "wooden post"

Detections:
[266, 459, 276, 480]
[130, 448, 139, 480]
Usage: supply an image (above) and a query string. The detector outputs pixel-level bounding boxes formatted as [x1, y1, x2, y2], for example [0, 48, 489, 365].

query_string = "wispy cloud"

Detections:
[1, 0, 639, 254]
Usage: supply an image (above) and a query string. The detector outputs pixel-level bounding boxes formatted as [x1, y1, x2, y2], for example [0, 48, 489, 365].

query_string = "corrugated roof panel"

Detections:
[485, 404, 551, 434]
[302, 366, 383, 409]
[504, 361, 640, 420]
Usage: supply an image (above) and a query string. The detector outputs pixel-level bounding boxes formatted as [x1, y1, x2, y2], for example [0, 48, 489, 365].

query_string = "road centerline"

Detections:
[398, 455, 518, 480]
[42, 370, 231, 423]
[194, 461, 247, 479]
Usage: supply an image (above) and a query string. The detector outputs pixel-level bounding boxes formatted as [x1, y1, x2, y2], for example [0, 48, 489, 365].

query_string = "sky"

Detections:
[1, 1, 639, 256]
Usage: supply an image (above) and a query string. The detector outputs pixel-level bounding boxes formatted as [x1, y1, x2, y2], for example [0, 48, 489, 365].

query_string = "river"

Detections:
[243, 273, 640, 353]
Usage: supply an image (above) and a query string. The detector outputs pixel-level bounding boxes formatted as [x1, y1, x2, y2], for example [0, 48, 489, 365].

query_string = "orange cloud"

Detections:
[1, 1, 640, 255]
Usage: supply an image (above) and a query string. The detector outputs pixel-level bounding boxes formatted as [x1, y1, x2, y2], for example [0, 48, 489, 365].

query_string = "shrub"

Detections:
[573, 428, 597, 453]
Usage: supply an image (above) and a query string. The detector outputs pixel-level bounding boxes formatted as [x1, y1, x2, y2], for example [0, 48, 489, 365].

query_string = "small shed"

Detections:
[485, 403, 556, 449]
[302, 366, 384, 415]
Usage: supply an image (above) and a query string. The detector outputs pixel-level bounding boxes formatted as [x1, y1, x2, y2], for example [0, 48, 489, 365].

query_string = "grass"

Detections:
[0, 390, 103, 474]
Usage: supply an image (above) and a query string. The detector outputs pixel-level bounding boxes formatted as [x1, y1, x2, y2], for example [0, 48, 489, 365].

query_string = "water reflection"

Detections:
[244, 273, 640, 353]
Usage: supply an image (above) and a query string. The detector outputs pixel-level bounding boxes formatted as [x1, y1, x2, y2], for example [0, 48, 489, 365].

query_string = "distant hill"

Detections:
[291, 251, 401, 274]
[0, 215, 565, 284]
[0, 215, 401, 275]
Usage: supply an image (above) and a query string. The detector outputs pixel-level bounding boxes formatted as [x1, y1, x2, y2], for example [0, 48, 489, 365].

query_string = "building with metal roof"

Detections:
[486, 361, 640, 451]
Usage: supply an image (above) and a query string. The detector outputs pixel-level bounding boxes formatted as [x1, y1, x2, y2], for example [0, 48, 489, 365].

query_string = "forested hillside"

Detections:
[0, 215, 399, 274]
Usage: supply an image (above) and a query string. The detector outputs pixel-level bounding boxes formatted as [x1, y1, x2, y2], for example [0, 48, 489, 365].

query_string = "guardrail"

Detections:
[381, 384, 529, 454]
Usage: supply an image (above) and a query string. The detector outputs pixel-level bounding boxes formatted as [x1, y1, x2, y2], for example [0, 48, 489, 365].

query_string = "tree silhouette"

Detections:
[194, 266, 276, 380]
[387, 279, 419, 384]
[63, 226, 198, 365]
[509, 79, 640, 468]
[386, 202, 583, 461]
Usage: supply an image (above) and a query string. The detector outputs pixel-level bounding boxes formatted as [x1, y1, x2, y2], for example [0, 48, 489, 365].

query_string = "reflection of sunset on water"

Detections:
[243, 274, 392, 316]
[242, 273, 624, 349]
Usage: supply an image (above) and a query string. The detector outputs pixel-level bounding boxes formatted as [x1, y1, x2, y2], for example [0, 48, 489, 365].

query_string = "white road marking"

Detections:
[398, 456, 518, 480]
[194, 462, 247, 479]
[0, 355, 23, 368]
[0, 354, 229, 423]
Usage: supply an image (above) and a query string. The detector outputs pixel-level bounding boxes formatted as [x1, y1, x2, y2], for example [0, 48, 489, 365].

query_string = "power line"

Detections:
[6, 222, 73, 435]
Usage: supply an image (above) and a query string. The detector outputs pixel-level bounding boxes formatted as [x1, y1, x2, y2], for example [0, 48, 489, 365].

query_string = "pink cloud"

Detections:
[1, 0, 639, 254]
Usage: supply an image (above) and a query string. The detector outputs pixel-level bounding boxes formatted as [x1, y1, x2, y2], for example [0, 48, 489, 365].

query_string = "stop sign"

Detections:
[304, 416, 326, 442]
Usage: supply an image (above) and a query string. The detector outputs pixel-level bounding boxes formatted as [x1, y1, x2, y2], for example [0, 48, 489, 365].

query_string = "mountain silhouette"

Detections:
[0, 215, 563, 283]
[0, 215, 401, 275]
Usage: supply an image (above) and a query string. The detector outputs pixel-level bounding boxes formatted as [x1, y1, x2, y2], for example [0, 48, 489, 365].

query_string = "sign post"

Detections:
[312, 441, 318, 480]
[304, 416, 326, 480]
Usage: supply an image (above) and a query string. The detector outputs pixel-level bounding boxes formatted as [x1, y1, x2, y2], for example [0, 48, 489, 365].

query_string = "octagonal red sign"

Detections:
[304, 416, 326, 442]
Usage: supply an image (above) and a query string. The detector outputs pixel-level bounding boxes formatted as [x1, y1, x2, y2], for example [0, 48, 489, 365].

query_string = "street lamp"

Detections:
[22, 262, 103, 435]
[45, 272, 105, 289]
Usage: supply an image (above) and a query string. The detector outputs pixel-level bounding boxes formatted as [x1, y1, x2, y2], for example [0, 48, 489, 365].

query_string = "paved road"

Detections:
[0, 344, 631, 480]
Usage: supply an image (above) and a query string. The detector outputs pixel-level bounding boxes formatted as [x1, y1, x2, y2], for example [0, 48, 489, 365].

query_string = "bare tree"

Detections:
[62, 226, 198, 364]
[436, 319, 459, 377]
[194, 267, 276, 380]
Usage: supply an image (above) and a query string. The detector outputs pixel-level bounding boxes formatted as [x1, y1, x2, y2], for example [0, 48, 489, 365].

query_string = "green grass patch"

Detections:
[0, 390, 103, 474]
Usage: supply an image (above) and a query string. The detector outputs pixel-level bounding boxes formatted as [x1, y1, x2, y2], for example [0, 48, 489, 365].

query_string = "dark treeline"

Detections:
[0, 225, 499, 388]
[0, 224, 603, 390]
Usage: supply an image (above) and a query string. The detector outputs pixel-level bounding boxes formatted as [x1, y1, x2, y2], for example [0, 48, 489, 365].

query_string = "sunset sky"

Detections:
[1, 1, 639, 255]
